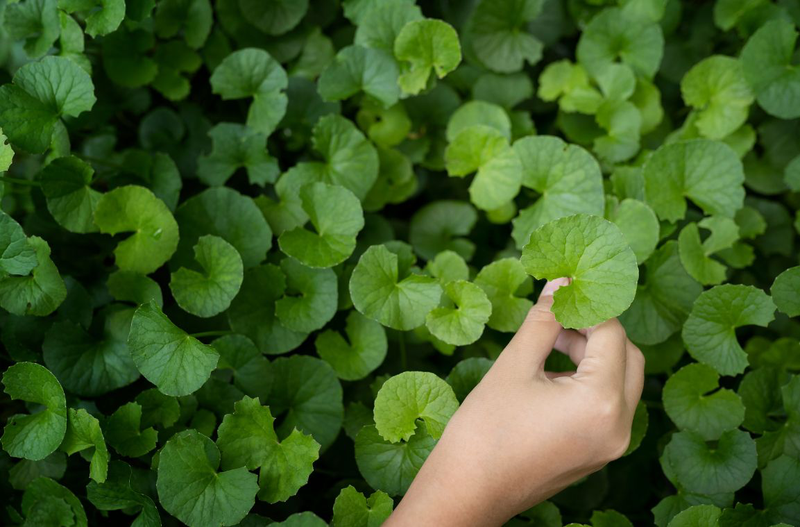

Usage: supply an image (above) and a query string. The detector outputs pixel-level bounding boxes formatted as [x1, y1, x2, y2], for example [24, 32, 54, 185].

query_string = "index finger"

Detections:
[575, 318, 628, 388]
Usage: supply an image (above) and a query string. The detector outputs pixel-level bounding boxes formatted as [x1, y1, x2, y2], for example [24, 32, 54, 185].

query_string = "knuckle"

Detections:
[525, 304, 557, 325]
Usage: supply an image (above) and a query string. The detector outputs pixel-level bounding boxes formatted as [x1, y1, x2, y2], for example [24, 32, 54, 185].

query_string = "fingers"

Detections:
[623, 341, 646, 410]
[494, 278, 569, 375]
[575, 318, 628, 388]
[554, 329, 587, 365]
[545, 371, 575, 379]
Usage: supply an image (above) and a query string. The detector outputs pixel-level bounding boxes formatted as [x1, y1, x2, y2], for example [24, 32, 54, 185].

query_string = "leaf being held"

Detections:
[1, 362, 67, 461]
[521, 214, 639, 329]
[127, 301, 220, 396]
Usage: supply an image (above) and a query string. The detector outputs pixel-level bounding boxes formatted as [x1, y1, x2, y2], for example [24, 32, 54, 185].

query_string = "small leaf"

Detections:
[771, 266, 800, 317]
[318, 45, 400, 108]
[39, 156, 101, 234]
[394, 19, 461, 95]
[197, 123, 279, 187]
[355, 424, 435, 497]
[0, 236, 67, 316]
[332, 485, 394, 527]
[425, 280, 492, 346]
[315, 311, 387, 381]
[104, 402, 158, 458]
[60, 409, 109, 483]
[0, 210, 38, 276]
[275, 257, 338, 333]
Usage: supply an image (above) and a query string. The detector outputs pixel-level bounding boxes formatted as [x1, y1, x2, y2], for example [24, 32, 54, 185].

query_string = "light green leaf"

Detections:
[446, 100, 511, 142]
[170, 235, 244, 318]
[5, 0, 60, 58]
[468, 146, 523, 211]
[210, 48, 288, 136]
[425, 280, 492, 346]
[355, 424, 435, 496]
[667, 505, 722, 527]
[606, 198, 659, 264]
[474, 258, 533, 333]
[445, 125, 509, 177]
[771, 267, 800, 317]
[741, 20, 800, 120]
[174, 186, 272, 269]
[279, 183, 364, 268]
[677, 223, 729, 286]
[350, 244, 443, 330]
[1, 362, 67, 461]
[0, 210, 38, 276]
[315, 311, 387, 381]
[593, 100, 642, 164]
[619, 241, 701, 346]
[61, 0, 125, 37]
[332, 485, 394, 527]
[643, 139, 745, 222]
[104, 402, 158, 458]
[394, 19, 461, 95]
[265, 355, 343, 451]
[197, 123, 279, 187]
[354, 0, 422, 52]
[465, 0, 544, 73]
[60, 408, 108, 483]
[425, 250, 470, 285]
[663, 429, 757, 494]
[663, 363, 745, 440]
[521, 214, 639, 329]
[682, 284, 776, 376]
[681, 55, 754, 140]
[42, 309, 138, 396]
[157, 429, 259, 527]
[128, 301, 220, 396]
[0, 56, 95, 153]
[94, 185, 179, 275]
[318, 45, 400, 108]
[228, 264, 308, 355]
[576, 7, 664, 79]
[39, 156, 101, 234]
[373, 371, 459, 442]
[275, 257, 337, 333]
[409, 200, 477, 261]
[0, 236, 66, 316]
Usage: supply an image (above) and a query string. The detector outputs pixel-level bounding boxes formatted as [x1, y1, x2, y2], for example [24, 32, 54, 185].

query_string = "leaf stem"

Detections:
[0, 176, 41, 187]
[189, 330, 234, 338]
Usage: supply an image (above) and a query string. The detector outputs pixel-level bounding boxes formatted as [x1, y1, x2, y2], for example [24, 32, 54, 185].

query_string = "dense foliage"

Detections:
[1, 0, 800, 525]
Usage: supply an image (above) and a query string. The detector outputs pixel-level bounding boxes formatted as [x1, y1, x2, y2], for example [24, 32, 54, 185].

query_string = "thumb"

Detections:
[496, 278, 570, 375]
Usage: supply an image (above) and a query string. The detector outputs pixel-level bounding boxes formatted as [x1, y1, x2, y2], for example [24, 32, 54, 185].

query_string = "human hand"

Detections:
[384, 278, 645, 527]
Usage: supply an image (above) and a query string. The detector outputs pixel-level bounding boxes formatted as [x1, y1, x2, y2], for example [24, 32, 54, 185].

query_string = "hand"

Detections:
[384, 278, 645, 527]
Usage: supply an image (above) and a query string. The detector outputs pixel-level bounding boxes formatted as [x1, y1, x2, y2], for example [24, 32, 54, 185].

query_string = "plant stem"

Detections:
[189, 330, 234, 338]
[0, 176, 41, 187]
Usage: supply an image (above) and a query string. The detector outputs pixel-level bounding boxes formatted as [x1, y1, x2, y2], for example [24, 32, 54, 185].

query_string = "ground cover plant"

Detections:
[0, 0, 799, 525]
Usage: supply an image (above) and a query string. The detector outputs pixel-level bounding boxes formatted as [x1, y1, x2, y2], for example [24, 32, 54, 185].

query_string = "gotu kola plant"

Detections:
[0, 0, 799, 526]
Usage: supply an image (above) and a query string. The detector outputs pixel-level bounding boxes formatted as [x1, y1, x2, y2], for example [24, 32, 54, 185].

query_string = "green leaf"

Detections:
[354, 0, 423, 52]
[275, 257, 337, 333]
[683, 284, 775, 376]
[681, 55, 754, 140]
[87, 461, 161, 526]
[741, 20, 800, 120]
[315, 311, 387, 381]
[373, 371, 459, 442]
[756, 375, 800, 467]
[216, 395, 320, 503]
[425, 250, 470, 285]
[128, 301, 220, 396]
[210, 48, 289, 135]
[663, 429, 757, 495]
[281, 114, 379, 201]
[61, 0, 125, 37]
[593, 100, 642, 164]
[619, 241, 701, 346]
[466, 0, 544, 74]
[8, 453, 67, 490]
[279, 183, 364, 268]
[170, 235, 244, 318]
[273, 512, 328, 527]
[521, 214, 639, 329]
[157, 429, 259, 527]
[107, 271, 163, 307]
[606, 198, 660, 264]
[60, 408, 109, 483]
[0, 210, 38, 276]
[228, 264, 308, 355]
[332, 485, 394, 527]
[355, 424, 435, 496]
[0, 56, 95, 153]
[154, 0, 212, 48]
[446, 357, 493, 402]
[474, 258, 533, 333]
[468, 146, 523, 211]
[643, 140, 745, 222]
[105, 402, 158, 458]
[425, 280, 492, 346]
[197, 123, 279, 187]
[42, 310, 139, 396]
[350, 244, 443, 330]
[101, 27, 158, 88]
[394, 19, 462, 95]
[174, 187, 272, 269]
[5, 0, 60, 58]
[511, 136, 605, 249]
[762, 455, 800, 525]
[576, 8, 664, 79]
[409, 200, 477, 261]
[1, 362, 67, 461]
[446, 100, 511, 142]
[94, 185, 179, 275]
[445, 125, 510, 177]
[771, 266, 800, 317]
[265, 355, 343, 451]
[663, 363, 745, 440]
[21, 476, 88, 527]
[39, 156, 101, 234]
[667, 505, 722, 527]
[0, 236, 67, 316]
[238, 0, 307, 35]
[318, 45, 400, 108]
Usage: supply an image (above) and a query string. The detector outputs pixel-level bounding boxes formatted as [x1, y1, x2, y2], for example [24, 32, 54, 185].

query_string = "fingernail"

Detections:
[540, 277, 570, 297]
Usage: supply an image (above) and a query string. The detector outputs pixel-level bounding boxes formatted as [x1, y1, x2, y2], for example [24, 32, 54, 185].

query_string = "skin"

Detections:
[384, 277, 646, 527]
